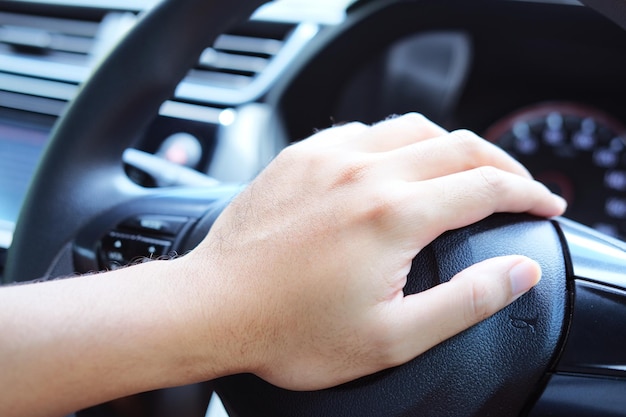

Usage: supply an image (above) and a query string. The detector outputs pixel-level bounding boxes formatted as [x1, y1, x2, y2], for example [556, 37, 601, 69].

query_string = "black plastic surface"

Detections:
[557, 280, 626, 378]
[216, 214, 568, 417]
[530, 219, 626, 416]
[554, 219, 626, 378]
[120, 215, 190, 236]
[529, 373, 626, 417]
[581, 0, 626, 31]
[559, 218, 626, 291]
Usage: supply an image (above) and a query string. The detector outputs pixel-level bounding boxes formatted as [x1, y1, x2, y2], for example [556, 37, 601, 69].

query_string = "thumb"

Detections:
[389, 255, 541, 365]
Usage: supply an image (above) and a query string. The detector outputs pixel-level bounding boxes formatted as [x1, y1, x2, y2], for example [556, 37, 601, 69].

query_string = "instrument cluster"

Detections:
[485, 102, 626, 239]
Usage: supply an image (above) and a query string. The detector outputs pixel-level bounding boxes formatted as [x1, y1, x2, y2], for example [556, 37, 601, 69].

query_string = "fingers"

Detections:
[382, 129, 533, 181]
[305, 113, 448, 152]
[383, 256, 541, 366]
[392, 167, 565, 246]
[305, 116, 535, 188]
[297, 122, 370, 150]
[354, 113, 448, 152]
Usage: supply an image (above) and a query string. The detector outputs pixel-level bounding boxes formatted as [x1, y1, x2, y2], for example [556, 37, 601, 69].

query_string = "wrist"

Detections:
[154, 252, 256, 385]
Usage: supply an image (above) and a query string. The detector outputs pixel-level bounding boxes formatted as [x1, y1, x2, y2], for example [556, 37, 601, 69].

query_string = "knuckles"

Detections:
[395, 112, 429, 125]
[279, 137, 377, 189]
[360, 187, 404, 225]
[474, 165, 505, 197]
[448, 129, 492, 161]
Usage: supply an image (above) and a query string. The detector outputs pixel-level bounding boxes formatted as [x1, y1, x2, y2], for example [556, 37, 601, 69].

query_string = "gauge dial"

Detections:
[485, 102, 626, 240]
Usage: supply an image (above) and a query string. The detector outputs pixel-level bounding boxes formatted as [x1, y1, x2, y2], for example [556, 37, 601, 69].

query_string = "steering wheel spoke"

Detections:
[73, 185, 240, 274]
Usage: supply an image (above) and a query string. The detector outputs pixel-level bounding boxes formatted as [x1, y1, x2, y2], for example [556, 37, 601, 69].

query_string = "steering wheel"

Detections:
[4, 0, 626, 416]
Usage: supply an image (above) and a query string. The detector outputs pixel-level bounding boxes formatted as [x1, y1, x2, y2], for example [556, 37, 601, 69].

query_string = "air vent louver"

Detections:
[0, 6, 319, 112]
[0, 9, 133, 115]
[184, 21, 296, 92]
[0, 11, 99, 67]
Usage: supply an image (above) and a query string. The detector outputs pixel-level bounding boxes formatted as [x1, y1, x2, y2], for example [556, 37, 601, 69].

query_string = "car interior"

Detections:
[1, 0, 626, 416]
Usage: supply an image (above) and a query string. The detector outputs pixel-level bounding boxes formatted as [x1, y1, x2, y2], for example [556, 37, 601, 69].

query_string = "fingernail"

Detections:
[509, 259, 541, 300]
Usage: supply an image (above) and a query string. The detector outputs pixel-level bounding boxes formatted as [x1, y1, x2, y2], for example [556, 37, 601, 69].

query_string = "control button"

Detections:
[99, 231, 172, 269]
[120, 215, 188, 236]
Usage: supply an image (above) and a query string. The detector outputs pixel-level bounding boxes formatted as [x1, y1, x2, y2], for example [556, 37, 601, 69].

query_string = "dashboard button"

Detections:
[120, 215, 189, 236]
[99, 231, 172, 269]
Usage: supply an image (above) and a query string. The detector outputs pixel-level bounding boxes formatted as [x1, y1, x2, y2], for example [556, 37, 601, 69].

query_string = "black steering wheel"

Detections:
[5, 0, 626, 416]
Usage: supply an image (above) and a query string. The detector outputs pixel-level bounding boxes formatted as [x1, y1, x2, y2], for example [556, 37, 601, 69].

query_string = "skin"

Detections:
[0, 114, 566, 417]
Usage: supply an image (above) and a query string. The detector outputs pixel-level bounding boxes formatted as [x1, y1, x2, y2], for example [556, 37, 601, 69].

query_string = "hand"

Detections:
[185, 113, 566, 390]
[0, 114, 566, 417]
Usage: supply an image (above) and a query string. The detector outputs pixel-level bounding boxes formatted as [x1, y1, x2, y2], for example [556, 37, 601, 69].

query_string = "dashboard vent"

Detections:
[0, 7, 318, 112]
[0, 11, 100, 70]
[0, 10, 134, 116]
[184, 20, 296, 91]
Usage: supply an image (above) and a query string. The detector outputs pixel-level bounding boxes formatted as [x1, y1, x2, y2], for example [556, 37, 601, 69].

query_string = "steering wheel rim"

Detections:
[4, 0, 626, 416]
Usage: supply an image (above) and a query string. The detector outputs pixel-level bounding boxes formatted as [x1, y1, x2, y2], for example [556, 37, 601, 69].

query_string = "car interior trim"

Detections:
[174, 22, 320, 106]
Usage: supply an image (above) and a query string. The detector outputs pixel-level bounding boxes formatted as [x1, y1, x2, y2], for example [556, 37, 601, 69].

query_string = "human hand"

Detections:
[184, 113, 566, 390]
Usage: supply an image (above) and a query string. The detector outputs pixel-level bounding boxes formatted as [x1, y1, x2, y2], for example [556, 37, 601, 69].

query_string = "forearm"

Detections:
[0, 258, 228, 417]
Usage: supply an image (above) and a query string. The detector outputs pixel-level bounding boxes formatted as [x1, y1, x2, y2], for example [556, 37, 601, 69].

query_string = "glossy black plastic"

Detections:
[529, 219, 626, 415]
[529, 373, 626, 417]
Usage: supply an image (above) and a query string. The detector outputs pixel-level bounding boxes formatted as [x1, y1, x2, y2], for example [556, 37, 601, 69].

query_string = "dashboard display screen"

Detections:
[0, 118, 50, 248]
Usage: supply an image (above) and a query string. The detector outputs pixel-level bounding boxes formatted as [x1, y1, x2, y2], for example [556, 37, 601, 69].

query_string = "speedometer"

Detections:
[485, 102, 626, 240]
